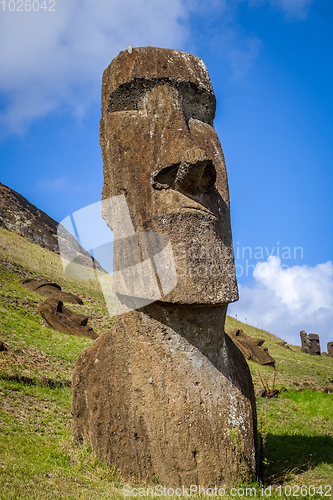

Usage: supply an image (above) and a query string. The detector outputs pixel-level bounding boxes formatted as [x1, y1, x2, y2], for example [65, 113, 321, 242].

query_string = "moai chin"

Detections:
[71, 47, 257, 488]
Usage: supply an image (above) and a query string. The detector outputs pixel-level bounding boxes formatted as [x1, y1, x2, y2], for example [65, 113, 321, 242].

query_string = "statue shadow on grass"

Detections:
[262, 434, 333, 482]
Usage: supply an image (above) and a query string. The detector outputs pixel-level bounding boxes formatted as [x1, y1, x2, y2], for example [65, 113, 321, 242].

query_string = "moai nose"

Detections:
[151, 158, 216, 196]
[173, 158, 216, 195]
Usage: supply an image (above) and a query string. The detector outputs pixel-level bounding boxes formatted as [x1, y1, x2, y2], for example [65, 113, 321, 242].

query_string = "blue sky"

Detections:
[1, 0, 333, 348]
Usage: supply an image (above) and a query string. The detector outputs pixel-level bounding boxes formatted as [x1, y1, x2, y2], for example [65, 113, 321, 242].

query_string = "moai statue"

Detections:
[327, 342, 333, 357]
[226, 328, 275, 366]
[300, 330, 310, 353]
[300, 330, 321, 355]
[308, 334, 321, 355]
[71, 47, 257, 488]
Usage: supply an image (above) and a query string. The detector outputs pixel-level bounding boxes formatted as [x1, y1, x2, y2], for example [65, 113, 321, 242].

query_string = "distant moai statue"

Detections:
[71, 47, 258, 488]
[300, 330, 321, 355]
[327, 342, 333, 357]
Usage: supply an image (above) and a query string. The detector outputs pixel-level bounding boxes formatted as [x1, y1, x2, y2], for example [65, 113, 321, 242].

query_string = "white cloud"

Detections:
[227, 34, 261, 79]
[0, 0, 187, 133]
[271, 0, 313, 20]
[0, 0, 312, 134]
[228, 256, 333, 351]
[249, 0, 313, 20]
[36, 177, 85, 192]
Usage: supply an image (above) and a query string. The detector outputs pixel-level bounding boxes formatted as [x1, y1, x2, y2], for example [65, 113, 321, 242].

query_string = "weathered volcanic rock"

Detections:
[300, 330, 321, 355]
[72, 47, 257, 488]
[0, 182, 59, 252]
[21, 278, 83, 304]
[226, 328, 275, 367]
[39, 298, 97, 339]
[72, 304, 257, 487]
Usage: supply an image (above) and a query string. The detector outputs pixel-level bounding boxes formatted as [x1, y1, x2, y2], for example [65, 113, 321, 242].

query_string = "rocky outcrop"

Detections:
[0, 182, 101, 271]
[21, 278, 83, 304]
[72, 47, 257, 488]
[226, 328, 275, 367]
[39, 298, 98, 339]
[0, 182, 59, 252]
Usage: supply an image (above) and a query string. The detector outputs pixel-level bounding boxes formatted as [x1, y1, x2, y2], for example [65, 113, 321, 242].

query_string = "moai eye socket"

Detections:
[178, 81, 216, 125]
[197, 163, 216, 193]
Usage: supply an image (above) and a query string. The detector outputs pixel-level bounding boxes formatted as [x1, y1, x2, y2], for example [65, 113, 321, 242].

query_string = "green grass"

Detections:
[258, 390, 333, 485]
[1, 227, 333, 498]
[0, 381, 122, 500]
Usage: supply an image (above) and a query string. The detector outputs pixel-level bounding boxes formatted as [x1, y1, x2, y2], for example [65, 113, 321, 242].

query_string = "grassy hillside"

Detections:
[225, 316, 333, 393]
[0, 227, 332, 499]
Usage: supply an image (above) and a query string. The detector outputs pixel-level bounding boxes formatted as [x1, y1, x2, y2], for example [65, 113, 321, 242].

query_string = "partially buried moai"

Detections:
[71, 47, 257, 488]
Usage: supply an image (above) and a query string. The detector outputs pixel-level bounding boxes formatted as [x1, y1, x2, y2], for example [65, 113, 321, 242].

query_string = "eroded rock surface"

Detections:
[72, 305, 257, 487]
[72, 47, 257, 488]
[226, 328, 275, 367]
[0, 182, 102, 271]
[0, 182, 59, 252]
[39, 298, 97, 339]
[21, 278, 83, 304]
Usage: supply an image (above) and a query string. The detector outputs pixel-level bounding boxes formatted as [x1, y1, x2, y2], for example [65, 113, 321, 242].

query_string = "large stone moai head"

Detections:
[327, 342, 333, 357]
[308, 334, 321, 355]
[100, 47, 238, 307]
[300, 330, 321, 355]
